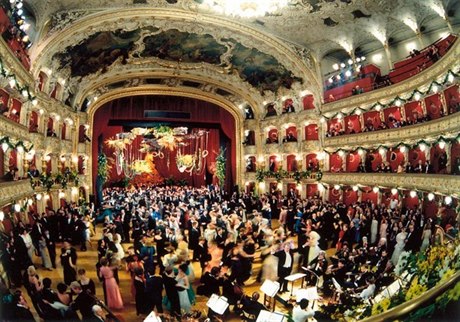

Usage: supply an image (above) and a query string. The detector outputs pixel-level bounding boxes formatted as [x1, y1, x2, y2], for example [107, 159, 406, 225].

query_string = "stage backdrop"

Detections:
[92, 96, 236, 190]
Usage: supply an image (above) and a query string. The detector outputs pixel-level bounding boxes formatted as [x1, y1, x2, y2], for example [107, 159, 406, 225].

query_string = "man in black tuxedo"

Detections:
[404, 224, 420, 253]
[273, 243, 295, 293]
[195, 237, 209, 273]
[70, 281, 96, 320]
[162, 269, 181, 318]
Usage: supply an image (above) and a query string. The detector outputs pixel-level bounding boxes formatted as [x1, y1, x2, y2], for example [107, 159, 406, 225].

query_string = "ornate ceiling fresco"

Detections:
[52, 28, 302, 94]
[20, 0, 459, 111]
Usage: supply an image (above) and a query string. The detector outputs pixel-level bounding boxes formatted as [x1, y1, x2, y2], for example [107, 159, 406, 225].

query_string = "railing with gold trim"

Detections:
[322, 38, 460, 114]
[321, 172, 460, 196]
[0, 179, 37, 206]
[323, 111, 460, 148]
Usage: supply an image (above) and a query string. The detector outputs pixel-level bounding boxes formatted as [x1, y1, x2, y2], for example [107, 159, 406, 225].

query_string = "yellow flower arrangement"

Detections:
[405, 277, 428, 301]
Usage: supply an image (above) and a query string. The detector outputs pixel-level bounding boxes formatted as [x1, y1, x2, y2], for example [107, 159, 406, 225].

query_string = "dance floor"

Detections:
[22, 225, 293, 321]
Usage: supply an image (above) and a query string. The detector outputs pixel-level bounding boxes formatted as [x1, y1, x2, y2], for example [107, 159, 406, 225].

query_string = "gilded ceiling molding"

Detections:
[85, 85, 245, 190]
[73, 62, 265, 119]
[30, 8, 321, 95]
[321, 172, 460, 198]
[323, 111, 460, 149]
[322, 40, 460, 113]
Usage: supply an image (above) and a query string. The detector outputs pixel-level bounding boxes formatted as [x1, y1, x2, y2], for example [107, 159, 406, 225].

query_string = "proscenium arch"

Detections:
[75, 69, 265, 120]
[86, 85, 245, 193]
[30, 7, 322, 97]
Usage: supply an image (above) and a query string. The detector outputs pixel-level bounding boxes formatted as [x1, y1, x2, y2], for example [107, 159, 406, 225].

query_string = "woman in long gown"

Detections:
[370, 216, 378, 244]
[99, 257, 123, 310]
[60, 241, 77, 285]
[176, 264, 192, 314]
[391, 228, 407, 266]
[420, 223, 432, 253]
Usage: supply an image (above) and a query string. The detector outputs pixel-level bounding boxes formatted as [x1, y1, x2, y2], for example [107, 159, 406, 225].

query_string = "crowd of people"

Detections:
[0, 183, 457, 321]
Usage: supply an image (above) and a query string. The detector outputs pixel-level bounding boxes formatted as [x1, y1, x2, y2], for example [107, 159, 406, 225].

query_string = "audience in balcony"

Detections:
[245, 106, 254, 120]
[351, 85, 364, 96]
[283, 131, 297, 143]
[282, 101, 295, 114]
[27, 165, 40, 178]
[246, 158, 256, 172]
[266, 133, 279, 144]
[3, 167, 18, 181]
[47, 127, 57, 137]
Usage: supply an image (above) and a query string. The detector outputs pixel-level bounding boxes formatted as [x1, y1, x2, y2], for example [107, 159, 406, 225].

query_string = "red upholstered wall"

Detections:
[424, 94, 443, 120]
[444, 84, 459, 114]
[344, 115, 361, 134]
[384, 106, 402, 126]
[363, 110, 381, 129]
[328, 118, 342, 132]
[343, 187, 358, 206]
[305, 124, 318, 140]
[430, 144, 447, 173]
[306, 153, 318, 170]
[268, 155, 279, 172]
[409, 147, 426, 167]
[369, 151, 382, 171]
[285, 126, 297, 139]
[404, 101, 424, 122]
[268, 128, 278, 141]
[302, 95, 315, 110]
[329, 187, 342, 203]
[330, 153, 343, 172]
[306, 184, 318, 198]
[346, 151, 360, 172]
[92, 96, 236, 188]
[452, 143, 460, 169]
[286, 154, 297, 171]
[387, 149, 405, 171]
[362, 188, 378, 205]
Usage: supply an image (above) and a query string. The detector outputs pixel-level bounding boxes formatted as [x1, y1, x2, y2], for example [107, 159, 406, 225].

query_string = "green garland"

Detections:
[216, 148, 226, 187]
[97, 153, 109, 184]
[30, 170, 80, 192]
[256, 168, 322, 183]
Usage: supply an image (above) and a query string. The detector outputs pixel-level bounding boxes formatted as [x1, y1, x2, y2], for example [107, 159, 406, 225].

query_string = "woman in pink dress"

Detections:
[99, 257, 123, 310]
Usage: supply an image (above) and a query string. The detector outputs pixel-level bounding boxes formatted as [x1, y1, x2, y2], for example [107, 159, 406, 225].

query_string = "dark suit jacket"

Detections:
[274, 250, 295, 273]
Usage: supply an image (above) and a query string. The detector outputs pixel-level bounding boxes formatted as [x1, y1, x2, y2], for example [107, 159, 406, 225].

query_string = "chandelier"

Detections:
[203, 0, 289, 18]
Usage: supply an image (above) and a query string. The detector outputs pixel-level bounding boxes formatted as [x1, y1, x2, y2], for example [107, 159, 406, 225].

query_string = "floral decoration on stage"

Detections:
[105, 126, 209, 180]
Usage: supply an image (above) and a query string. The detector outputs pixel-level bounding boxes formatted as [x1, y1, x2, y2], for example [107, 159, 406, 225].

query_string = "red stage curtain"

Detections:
[425, 94, 443, 120]
[302, 95, 315, 110]
[404, 101, 424, 122]
[329, 187, 342, 203]
[409, 147, 426, 167]
[363, 111, 381, 129]
[286, 126, 297, 139]
[384, 106, 402, 126]
[329, 153, 343, 172]
[286, 154, 297, 171]
[387, 149, 405, 171]
[305, 124, 318, 140]
[343, 187, 358, 206]
[346, 151, 360, 172]
[92, 96, 236, 189]
[444, 84, 459, 114]
[306, 184, 318, 198]
[344, 115, 361, 134]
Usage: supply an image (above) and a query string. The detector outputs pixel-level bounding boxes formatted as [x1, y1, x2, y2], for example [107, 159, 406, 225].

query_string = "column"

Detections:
[17, 150, 24, 178]
[358, 190, 363, 202]
[383, 42, 394, 71]
[446, 142, 452, 173]
[50, 190, 60, 210]
[439, 93, 449, 115]
[420, 98, 427, 117]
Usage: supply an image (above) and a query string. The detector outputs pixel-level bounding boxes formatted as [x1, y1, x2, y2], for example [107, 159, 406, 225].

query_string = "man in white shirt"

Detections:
[292, 298, 315, 322]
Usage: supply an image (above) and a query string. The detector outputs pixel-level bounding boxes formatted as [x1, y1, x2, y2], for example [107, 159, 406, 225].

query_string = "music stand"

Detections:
[256, 310, 285, 322]
[260, 279, 280, 311]
[302, 266, 320, 287]
[331, 278, 343, 304]
[285, 273, 306, 298]
[144, 311, 162, 322]
[206, 294, 229, 316]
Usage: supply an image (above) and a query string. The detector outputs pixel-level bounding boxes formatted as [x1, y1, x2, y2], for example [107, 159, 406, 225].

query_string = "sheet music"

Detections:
[206, 294, 229, 315]
[261, 280, 280, 297]
[256, 310, 285, 322]
[285, 273, 306, 281]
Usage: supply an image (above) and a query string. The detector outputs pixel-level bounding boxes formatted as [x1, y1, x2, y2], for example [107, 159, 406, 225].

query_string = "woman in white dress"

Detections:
[391, 228, 407, 266]
[420, 223, 432, 253]
[113, 234, 125, 263]
[176, 264, 192, 313]
[370, 216, 378, 244]
[379, 217, 388, 241]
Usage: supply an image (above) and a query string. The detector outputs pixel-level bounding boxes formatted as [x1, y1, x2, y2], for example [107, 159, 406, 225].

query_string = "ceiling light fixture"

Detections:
[203, 0, 289, 18]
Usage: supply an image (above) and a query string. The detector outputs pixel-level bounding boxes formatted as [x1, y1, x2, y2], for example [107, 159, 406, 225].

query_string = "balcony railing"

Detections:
[321, 172, 460, 196]
[0, 179, 36, 206]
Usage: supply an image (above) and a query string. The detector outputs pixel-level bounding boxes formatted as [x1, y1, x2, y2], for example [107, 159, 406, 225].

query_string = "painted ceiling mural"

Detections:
[52, 27, 303, 94]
